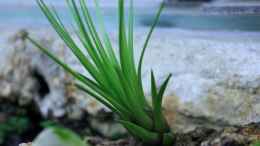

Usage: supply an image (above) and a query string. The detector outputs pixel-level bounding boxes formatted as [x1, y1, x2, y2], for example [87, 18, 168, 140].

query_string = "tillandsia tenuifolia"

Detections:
[27, 0, 173, 145]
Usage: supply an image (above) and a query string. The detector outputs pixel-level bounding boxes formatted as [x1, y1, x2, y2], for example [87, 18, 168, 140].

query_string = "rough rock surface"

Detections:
[0, 29, 126, 139]
[1, 29, 260, 134]
[174, 122, 260, 146]
[22, 122, 260, 146]
[87, 123, 260, 146]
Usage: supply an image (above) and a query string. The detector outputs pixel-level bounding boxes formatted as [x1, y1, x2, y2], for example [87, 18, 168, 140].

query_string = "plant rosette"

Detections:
[27, 0, 174, 145]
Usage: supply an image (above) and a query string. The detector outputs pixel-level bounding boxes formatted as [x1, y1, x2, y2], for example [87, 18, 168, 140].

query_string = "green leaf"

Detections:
[157, 74, 172, 107]
[128, 0, 134, 55]
[119, 0, 133, 78]
[115, 67, 153, 130]
[75, 82, 131, 121]
[151, 71, 157, 100]
[251, 141, 260, 146]
[162, 132, 174, 146]
[93, 0, 118, 66]
[32, 127, 88, 146]
[66, 0, 104, 73]
[37, 0, 102, 85]
[138, 3, 164, 92]
[119, 120, 159, 143]
[152, 73, 172, 132]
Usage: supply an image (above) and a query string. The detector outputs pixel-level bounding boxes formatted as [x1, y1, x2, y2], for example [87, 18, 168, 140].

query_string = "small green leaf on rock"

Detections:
[252, 141, 260, 146]
[32, 127, 88, 146]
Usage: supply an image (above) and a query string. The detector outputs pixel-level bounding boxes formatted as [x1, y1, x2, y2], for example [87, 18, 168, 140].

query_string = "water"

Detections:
[1, 2, 260, 31]
[142, 13, 260, 31]
[0, 0, 162, 30]
[0, 5, 159, 30]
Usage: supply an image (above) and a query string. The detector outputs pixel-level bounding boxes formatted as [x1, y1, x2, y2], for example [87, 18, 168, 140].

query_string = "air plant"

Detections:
[27, 0, 173, 145]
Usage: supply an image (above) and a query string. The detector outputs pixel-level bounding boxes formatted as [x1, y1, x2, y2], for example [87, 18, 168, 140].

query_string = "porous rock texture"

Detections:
[1, 29, 260, 135]
[20, 123, 260, 146]
[0, 29, 126, 139]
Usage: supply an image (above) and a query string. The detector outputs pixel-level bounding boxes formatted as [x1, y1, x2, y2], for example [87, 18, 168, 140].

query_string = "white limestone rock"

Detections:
[1, 29, 260, 133]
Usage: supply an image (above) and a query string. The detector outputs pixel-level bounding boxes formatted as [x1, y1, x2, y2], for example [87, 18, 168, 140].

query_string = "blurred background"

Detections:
[2, 0, 260, 30]
[1, 0, 260, 146]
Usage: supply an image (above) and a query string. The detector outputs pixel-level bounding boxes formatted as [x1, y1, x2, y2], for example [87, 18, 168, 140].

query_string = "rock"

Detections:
[0, 29, 126, 139]
[87, 137, 142, 146]
[32, 128, 87, 146]
[163, 75, 260, 132]
[174, 123, 260, 146]
[153, 34, 260, 132]
[0, 99, 43, 146]
[71, 123, 260, 146]
[19, 143, 32, 146]
[1, 28, 260, 135]
[0, 29, 108, 118]
[89, 118, 126, 139]
[23, 123, 260, 146]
